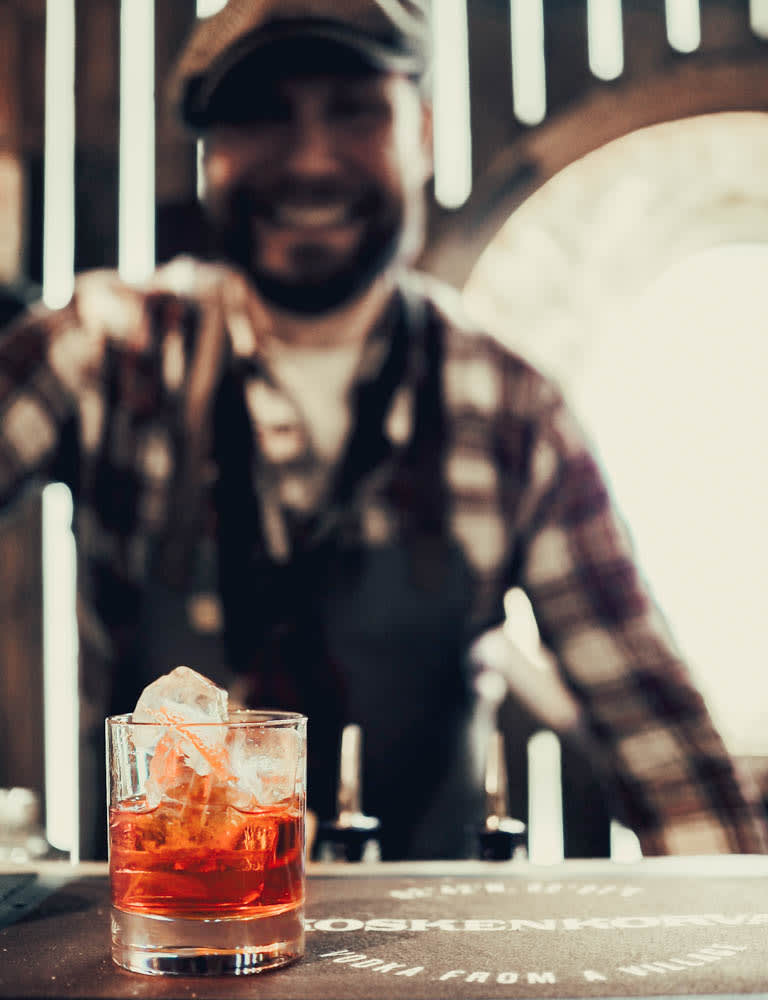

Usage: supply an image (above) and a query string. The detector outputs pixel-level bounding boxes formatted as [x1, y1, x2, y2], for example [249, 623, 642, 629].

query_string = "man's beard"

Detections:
[207, 184, 405, 315]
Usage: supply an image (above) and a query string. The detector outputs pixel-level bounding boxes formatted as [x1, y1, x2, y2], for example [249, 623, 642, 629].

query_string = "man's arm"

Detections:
[514, 377, 768, 854]
[0, 301, 83, 505]
[0, 261, 261, 512]
[0, 267, 166, 507]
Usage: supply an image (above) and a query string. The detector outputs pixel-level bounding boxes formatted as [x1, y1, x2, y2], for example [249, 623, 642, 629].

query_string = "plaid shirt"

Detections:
[1, 258, 766, 857]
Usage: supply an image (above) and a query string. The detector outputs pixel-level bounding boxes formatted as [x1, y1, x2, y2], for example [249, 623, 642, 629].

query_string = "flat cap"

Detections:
[172, 0, 431, 129]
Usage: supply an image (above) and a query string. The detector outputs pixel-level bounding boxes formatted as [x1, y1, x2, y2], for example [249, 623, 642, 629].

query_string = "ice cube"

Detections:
[132, 666, 232, 804]
[227, 726, 299, 810]
[134, 665, 229, 725]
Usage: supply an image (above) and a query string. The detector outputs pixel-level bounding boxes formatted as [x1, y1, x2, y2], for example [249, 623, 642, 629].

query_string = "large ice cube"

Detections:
[134, 665, 229, 725]
[133, 666, 232, 804]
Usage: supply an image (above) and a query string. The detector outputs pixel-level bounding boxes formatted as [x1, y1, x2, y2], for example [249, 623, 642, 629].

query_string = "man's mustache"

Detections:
[226, 179, 379, 216]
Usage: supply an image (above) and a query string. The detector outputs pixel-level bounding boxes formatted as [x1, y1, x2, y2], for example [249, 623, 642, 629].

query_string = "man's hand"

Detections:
[58, 261, 271, 582]
[69, 258, 270, 387]
[146, 257, 271, 441]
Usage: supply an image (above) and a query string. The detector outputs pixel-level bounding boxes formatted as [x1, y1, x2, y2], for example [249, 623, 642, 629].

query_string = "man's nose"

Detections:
[285, 116, 340, 176]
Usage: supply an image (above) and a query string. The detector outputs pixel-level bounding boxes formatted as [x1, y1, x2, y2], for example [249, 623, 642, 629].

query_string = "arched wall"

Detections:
[422, 53, 768, 289]
[461, 109, 768, 395]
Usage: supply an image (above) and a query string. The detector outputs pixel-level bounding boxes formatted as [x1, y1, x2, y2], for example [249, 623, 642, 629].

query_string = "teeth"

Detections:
[276, 204, 350, 228]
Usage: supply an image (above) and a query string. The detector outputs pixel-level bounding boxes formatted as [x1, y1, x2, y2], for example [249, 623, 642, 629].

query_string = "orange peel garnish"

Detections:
[146, 708, 234, 783]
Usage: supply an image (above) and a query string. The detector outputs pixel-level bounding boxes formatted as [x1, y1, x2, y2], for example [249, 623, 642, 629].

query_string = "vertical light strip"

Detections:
[510, 0, 546, 126]
[42, 485, 79, 858]
[587, 0, 624, 81]
[527, 730, 564, 864]
[665, 0, 701, 52]
[195, 1, 227, 197]
[196, 142, 206, 201]
[750, 0, 768, 38]
[43, 0, 75, 309]
[42, 0, 78, 860]
[196, 0, 227, 15]
[432, 0, 472, 209]
[610, 819, 642, 862]
[119, 0, 156, 282]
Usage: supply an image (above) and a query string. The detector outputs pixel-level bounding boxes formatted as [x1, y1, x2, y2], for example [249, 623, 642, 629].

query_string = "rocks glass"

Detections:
[106, 710, 307, 975]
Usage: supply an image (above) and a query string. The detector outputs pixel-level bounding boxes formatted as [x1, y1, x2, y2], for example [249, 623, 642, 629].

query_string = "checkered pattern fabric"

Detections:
[1, 261, 765, 855]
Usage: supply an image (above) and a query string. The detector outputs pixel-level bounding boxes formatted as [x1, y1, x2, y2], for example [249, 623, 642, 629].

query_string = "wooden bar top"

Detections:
[2, 857, 768, 999]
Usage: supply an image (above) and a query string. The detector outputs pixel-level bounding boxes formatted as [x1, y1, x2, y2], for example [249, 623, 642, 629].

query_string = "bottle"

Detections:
[316, 724, 381, 862]
[476, 730, 527, 861]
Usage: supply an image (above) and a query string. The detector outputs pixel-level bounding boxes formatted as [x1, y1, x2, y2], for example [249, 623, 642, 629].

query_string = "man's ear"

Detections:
[420, 99, 434, 183]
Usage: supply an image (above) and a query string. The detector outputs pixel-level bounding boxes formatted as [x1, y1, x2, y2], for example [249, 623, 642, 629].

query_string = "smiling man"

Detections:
[200, 65, 429, 316]
[184, 0, 431, 318]
[1, 0, 767, 861]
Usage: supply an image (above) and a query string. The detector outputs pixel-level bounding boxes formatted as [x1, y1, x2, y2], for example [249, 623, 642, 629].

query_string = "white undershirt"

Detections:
[267, 340, 364, 465]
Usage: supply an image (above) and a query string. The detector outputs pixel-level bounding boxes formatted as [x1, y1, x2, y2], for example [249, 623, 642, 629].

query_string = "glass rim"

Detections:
[106, 709, 307, 729]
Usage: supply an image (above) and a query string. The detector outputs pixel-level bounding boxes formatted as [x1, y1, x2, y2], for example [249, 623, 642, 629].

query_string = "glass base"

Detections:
[111, 904, 304, 976]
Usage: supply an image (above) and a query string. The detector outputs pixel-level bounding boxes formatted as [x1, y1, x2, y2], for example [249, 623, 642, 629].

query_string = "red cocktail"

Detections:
[107, 710, 306, 976]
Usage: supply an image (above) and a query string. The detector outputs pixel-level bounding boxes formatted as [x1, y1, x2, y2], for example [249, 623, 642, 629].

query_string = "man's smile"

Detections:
[268, 200, 360, 230]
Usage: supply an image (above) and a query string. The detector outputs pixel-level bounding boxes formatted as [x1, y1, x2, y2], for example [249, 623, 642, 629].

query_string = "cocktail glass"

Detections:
[106, 710, 307, 976]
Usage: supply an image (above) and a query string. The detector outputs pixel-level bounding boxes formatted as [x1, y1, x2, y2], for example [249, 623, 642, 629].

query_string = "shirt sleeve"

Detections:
[514, 374, 768, 855]
[0, 302, 83, 505]
[0, 266, 188, 510]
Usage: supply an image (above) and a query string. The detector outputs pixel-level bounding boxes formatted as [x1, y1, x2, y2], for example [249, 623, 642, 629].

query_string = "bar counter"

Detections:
[2, 857, 768, 999]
